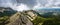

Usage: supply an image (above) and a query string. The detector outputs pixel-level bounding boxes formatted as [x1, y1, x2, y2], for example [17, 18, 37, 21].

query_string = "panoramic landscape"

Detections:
[0, 0, 60, 25]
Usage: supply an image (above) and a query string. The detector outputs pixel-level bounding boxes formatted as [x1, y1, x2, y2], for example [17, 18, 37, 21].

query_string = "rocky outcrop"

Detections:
[6, 10, 37, 25]
[0, 7, 38, 25]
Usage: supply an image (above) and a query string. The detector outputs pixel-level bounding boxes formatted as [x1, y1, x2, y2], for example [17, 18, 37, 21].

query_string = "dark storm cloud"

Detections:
[16, 0, 37, 8]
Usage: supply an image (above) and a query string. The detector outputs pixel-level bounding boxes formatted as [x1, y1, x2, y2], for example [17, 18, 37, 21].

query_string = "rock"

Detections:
[6, 10, 38, 25]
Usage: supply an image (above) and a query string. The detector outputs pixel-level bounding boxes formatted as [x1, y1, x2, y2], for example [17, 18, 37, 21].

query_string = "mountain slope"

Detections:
[0, 8, 60, 25]
[6, 10, 36, 25]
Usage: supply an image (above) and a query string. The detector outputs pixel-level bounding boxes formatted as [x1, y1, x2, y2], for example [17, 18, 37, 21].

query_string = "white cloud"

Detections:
[0, 0, 60, 11]
[15, 4, 30, 11]
[33, 0, 60, 9]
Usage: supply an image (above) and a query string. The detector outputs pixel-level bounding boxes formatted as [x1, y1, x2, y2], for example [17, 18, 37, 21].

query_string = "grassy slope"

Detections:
[32, 15, 60, 25]
[0, 11, 16, 25]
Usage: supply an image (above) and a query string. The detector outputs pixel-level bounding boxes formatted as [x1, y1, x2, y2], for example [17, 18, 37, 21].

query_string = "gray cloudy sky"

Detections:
[0, 0, 60, 7]
[0, 0, 60, 11]
[0, 0, 37, 8]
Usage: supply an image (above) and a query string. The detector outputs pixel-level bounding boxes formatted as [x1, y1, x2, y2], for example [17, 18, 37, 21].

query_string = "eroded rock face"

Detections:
[7, 15, 33, 25]
[25, 10, 37, 21]
[6, 10, 38, 25]
[7, 10, 37, 25]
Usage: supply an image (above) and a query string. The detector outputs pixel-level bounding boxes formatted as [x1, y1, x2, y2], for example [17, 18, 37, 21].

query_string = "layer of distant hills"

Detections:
[0, 7, 17, 17]
[35, 8, 60, 18]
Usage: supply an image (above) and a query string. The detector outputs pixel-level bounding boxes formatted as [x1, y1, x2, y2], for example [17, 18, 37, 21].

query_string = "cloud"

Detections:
[34, 0, 60, 8]
[0, 0, 16, 7]
[0, 0, 60, 11]
[0, 0, 60, 8]
[15, 4, 30, 11]
[16, 0, 37, 8]
[0, 0, 37, 11]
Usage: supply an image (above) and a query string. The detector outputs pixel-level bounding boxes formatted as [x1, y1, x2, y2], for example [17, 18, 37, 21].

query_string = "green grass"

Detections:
[32, 16, 60, 25]
[0, 16, 9, 25]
